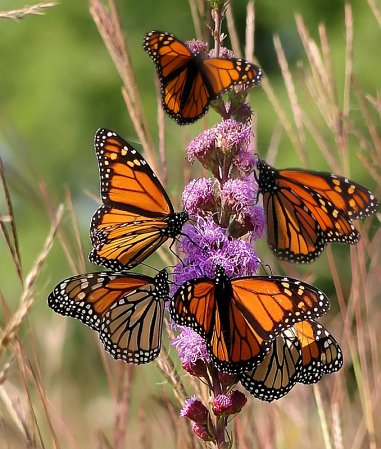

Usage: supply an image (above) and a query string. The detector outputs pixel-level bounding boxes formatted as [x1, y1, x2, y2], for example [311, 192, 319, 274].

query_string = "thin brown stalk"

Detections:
[318, 24, 337, 108]
[261, 77, 302, 162]
[40, 183, 79, 274]
[0, 205, 63, 359]
[273, 34, 307, 166]
[264, 122, 282, 164]
[89, 0, 159, 174]
[156, 77, 167, 187]
[226, 2, 241, 57]
[302, 113, 340, 172]
[65, 189, 87, 273]
[245, 1, 255, 61]
[0, 2, 57, 20]
[332, 402, 343, 449]
[313, 384, 333, 449]
[188, 0, 203, 41]
[154, 344, 188, 405]
[295, 14, 340, 136]
[113, 365, 134, 449]
[15, 344, 46, 448]
[352, 79, 381, 165]
[367, 0, 381, 27]
[339, 3, 353, 176]
[0, 158, 23, 284]
[350, 249, 377, 449]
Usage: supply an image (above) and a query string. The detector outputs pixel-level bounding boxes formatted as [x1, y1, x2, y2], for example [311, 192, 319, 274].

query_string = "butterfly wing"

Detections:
[48, 270, 169, 364]
[239, 328, 302, 402]
[280, 169, 379, 220]
[293, 320, 343, 384]
[257, 159, 379, 262]
[239, 319, 342, 401]
[171, 269, 330, 374]
[90, 129, 188, 270]
[143, 31, 263, 125]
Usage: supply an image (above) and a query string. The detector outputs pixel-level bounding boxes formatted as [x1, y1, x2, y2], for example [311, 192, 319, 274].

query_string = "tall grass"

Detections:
[0, 1, 380, 448]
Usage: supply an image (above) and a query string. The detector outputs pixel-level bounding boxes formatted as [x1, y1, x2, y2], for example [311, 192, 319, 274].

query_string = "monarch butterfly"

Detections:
[170, 265, 330, 374]
[239, 320, 342, 402]
[256, 158, 379, 263]
[89, 129, 188, 271]
[47, 269, 169, 364]
[143, 31, 263, 125]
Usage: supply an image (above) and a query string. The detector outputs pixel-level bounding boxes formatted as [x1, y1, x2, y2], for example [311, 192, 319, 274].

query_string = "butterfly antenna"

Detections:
[258, 262, 272, 276]
[139, 262, 161, 273]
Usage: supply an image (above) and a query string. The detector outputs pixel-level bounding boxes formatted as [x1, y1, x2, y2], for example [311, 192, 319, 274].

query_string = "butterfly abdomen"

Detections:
[214, 265, 234, 351]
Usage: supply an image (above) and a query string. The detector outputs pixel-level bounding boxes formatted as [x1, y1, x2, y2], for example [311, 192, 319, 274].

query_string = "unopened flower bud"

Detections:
[229, 390, 247, 415]
[182, 358, 208, 378]
[180, 396, 209, 424]
[218, 372, 238, 389]
[212, 394, 232, 416]
[192, 421, 214, 441]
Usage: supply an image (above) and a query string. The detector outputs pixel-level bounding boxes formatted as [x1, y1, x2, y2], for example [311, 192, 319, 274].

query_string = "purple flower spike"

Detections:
[180, 396, 209, 423]
[186, 120, 252, 176]
[173, 216, 260, 285]
[172, 326, 211, 364]
[182, 178, 216, 216]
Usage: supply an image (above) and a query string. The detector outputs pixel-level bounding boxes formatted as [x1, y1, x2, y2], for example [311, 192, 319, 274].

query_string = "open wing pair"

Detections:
[170, 265, 330, 374]
[48, 270, 169, 364]
[143, 31, 263, 125]
[256, 158, 379, 263]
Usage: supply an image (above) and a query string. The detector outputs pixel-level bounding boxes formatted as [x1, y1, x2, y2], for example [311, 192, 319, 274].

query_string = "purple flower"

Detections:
[182, 178, 216, 216]
[212, 394, 232, 416]
[172, 216, 260, 287]
[185, 120, 252, 176]
[208, 46, 235, 59]
[185, 39, 208, 55]
[172, 326, 211, 364]
[180, 396, 209, 423]
[249, 204, 266, 241]
[220, 175, 265, 240]
[233, 149, 256, 174]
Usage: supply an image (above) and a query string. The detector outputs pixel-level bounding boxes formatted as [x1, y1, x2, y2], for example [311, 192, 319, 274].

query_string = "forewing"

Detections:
[48, 272, 154, 332]
[95, 128, 173, 216]
[281, 169, 379, 219]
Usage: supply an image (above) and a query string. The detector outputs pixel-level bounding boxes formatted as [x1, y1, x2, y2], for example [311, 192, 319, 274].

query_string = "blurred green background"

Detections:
[0, 0, 380, 447]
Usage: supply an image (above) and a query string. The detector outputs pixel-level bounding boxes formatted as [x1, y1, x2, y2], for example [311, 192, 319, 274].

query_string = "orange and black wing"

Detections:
[143, 31, 263, 125]
[170, 266, 330, 374]
[239, 328, 302, 402]
[293, 320, 343, 384]
[48, 270, 169, 364]
[239, 319, 342, 401]
[89, 129, 188, 270]
[257, 159, 379, 263]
